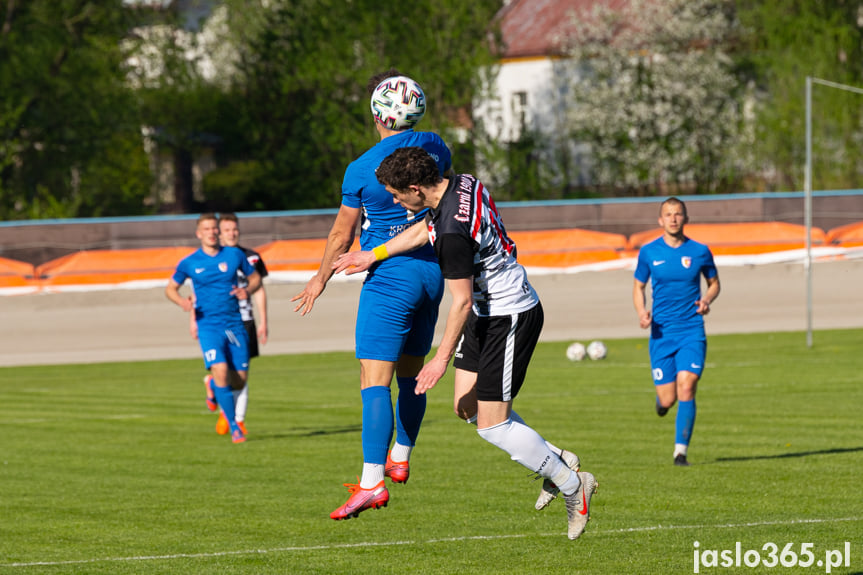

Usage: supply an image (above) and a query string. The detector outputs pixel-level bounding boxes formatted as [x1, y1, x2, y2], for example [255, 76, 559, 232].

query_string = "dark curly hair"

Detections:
[376, 147, 443, 191]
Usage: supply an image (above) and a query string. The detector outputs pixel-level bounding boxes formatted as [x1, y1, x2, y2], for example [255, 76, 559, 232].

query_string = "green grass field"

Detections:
[1, 330, 861, 574]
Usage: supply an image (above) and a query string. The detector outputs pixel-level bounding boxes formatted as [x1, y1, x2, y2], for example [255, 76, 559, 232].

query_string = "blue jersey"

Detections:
[171, 246, 256, 330]
[342, 129, 451, 257]
[634, 236, 717, 334]
[344, 129, 450, 361]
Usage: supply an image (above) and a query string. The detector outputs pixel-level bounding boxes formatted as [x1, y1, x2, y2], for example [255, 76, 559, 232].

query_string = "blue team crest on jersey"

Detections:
[681, 256, 692, 269]
[218, 262, 228, 272]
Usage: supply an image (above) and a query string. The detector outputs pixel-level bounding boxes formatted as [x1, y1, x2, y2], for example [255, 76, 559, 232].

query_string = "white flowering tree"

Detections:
[558, 0, 749, 195]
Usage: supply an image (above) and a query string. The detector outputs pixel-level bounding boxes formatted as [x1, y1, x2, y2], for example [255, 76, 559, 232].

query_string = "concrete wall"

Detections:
[2, 192, 862, 265]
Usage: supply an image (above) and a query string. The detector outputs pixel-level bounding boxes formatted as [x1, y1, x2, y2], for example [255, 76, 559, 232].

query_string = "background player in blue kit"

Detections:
[195, 213, 269, 438]
[633, 197, 721, 466]
[166, 213, 261, 444]
[291, 71, 451, 520]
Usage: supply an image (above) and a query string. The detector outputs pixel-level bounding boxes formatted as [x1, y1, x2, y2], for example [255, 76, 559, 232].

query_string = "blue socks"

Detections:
[361, 386, 393, 465]
[395, 376, 426, 448]
[675, 399, 696, 445]
[212, 384, 239, 434]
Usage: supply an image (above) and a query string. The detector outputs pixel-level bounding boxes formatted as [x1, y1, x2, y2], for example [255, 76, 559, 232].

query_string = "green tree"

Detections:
[736, 0, 863, 191]
[558, 0, 746, 196]
[208, 0, 501, 210]
[0, 0, 152, 219]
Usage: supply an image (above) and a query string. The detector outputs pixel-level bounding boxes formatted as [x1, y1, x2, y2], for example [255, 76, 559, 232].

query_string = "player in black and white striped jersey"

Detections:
[334, 146, 598, 541]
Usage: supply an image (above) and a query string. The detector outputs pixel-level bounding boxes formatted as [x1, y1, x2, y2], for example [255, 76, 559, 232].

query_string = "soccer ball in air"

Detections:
[566, 342, 586, 362]
[586, 340, 607, 361]
[370, 76, 426, 130]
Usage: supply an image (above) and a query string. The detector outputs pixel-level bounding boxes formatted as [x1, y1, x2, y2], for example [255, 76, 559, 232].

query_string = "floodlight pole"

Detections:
[805, 77, 812, 348]
[803, 77, 863, 348]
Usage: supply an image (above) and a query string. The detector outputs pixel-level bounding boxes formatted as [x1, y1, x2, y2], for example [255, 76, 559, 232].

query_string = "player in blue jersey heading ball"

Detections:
[166, 213, 262, 445]
[632, 197, 721, 466]
[291, 70, 452, 520]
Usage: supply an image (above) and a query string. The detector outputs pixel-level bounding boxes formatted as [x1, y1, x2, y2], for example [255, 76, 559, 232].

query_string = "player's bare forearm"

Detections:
[632, 279, 651, 328]
[333, 250, 376, 275]
[189, 308, 198, 339]
[387, 222, 429, 256]
[416, 278, 472, 395]
[165, 281, 193, 312]
[314, 229, 354, 283]
[316, 207, 359, 281]
[334, 221, 428, 276]
[293, 206, 359, 314]
[705, 275, 720, 304]
[696, 275, 721, 315]
[254, 288, 268, 344]
[246, 271, 262, 295]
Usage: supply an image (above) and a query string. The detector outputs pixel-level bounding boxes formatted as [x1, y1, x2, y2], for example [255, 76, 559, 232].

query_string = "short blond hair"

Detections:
[196, 213, 218, 227]
[660, 197, 688, 218]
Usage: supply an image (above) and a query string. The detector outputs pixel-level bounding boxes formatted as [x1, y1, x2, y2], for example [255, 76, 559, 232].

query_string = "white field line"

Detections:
[2, 516, 860, 569]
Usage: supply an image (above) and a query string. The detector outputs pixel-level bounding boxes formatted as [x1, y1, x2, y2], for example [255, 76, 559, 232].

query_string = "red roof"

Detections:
[496, 0, 629, 59]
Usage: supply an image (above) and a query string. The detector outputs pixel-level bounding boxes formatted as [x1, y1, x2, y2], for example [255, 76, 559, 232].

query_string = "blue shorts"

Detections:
[354, 255, 444, 361]
[198, 324, 250, 371]
[648, 331, 706, 385]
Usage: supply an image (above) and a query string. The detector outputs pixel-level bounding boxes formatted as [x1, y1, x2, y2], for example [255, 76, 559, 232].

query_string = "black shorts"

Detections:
[453, 301, 543, 402]
[244, 319, 259, 359]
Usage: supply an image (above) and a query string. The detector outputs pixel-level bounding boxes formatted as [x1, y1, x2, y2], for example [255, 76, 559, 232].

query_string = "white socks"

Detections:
[390, 442, 412, 463]
[477, 418, 580, 495]
[509, 410, 562, 457]
[468, 410, 563, 458]
[360, 463, 385, 489]
[674, 443, 688, 457]
[232, 385, 249, 423]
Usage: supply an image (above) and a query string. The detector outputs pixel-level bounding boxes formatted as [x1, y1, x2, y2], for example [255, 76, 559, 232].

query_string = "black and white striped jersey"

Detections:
[236, 246, 268, 323]
[429, 174, 538, 317]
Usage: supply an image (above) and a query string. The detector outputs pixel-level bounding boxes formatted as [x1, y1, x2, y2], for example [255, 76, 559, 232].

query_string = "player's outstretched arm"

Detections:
[333, 221, 429, 276]
[416, 277, 473, 395]
[632, 278, 652, 329]
[292, 205, 360, 315]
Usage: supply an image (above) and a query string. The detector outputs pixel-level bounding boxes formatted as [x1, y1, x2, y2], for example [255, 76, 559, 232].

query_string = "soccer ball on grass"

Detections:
[565, 342, 586, 362]
[586, 340, 607, 360]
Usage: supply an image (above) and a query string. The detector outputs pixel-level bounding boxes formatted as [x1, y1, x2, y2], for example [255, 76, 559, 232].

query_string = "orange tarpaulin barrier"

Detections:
[517, 248, 623, 267]
[627, 222, 827, 255]
[0, 256, 36, 288]
[508, 229, 627, 251]
[508, 229, 628, 267]
[257, 229, 629, 271]
[256, 239, 361, 271]
[19, 221, 855, 293]
[35, 247, 196, 286]
[825, 221, 863, 246]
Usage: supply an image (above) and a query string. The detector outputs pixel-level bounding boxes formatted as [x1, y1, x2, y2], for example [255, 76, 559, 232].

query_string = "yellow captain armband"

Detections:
[373, 244, 389, 261]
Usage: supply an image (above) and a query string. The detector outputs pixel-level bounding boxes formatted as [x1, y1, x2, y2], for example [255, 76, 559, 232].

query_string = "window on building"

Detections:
[511, 91, 528, 138]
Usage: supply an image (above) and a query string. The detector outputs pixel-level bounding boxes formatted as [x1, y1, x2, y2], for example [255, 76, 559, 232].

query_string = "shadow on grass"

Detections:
[713, 446, 863, 463]
[245, 425, 363, 441]
[246, 416, 453, 442]
[298, 425, 362, 437]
